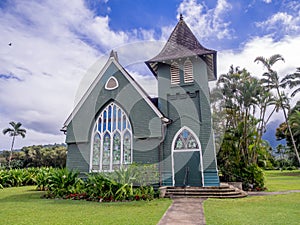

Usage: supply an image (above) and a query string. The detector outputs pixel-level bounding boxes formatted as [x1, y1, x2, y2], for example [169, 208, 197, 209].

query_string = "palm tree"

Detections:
[281, 67, 300, 97]
[290, 110, 300, 133]
[255, 54, 300, 165]
[2, 121, 26, 168]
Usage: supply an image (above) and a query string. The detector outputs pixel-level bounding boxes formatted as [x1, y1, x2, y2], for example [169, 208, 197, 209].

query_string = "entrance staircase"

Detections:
[160, 183, 247, 199]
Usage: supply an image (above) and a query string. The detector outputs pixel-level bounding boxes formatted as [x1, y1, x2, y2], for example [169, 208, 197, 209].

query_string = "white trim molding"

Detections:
[171, 126, 204, 186]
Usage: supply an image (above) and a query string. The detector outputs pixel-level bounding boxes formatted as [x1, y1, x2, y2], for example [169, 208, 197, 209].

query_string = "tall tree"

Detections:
[2, 121, 26, 168]
[214, 66, 270, 189]
[255, 54, 300, 165]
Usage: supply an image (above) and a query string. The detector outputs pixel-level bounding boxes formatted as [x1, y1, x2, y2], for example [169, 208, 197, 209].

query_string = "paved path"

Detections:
[157, 198, 207, 225]
[248, 189, 300, 196]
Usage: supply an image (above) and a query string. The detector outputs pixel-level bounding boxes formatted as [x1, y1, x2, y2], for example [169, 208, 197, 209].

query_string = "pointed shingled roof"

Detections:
[146, 15, 217, 81]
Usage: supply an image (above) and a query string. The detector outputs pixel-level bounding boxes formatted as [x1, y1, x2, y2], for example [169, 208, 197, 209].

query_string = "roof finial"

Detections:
[179, 13, 183, 21]
[110, 50, 119, 61]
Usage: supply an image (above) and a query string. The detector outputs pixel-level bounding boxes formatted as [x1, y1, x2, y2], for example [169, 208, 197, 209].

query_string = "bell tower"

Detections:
[146, 15, 219, 186]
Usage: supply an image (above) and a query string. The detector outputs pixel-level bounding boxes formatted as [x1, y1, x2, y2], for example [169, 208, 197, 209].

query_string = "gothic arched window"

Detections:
[91, 102, 132, 171]
[174, 128, 199, 151]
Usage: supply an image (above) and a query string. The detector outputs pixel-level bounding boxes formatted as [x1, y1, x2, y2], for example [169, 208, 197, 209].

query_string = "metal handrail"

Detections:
[183, 166, 190, 186]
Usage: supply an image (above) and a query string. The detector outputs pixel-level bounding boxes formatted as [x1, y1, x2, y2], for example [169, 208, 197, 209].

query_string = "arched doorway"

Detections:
[171, 127, 204, 186]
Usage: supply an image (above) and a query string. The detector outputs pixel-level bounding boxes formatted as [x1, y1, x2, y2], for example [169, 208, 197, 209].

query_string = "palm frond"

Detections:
[268, 54, 284, 66]
[291, 88, 300, 97]
[2, 128, 14, 135]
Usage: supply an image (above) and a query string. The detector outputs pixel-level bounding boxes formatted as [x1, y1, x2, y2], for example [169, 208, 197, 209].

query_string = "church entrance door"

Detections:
[171, 127, 203, 187]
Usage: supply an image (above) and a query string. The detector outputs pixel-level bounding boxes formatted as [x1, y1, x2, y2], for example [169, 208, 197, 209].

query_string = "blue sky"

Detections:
[0, 0, 300, 149]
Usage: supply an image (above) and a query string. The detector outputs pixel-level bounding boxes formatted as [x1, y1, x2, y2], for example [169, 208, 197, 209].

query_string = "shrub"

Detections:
[0, 168, 36, 188]
[134, 185, 156, 201]
[84, 173, 119, 201]
[0, 167, 159, 202]
[33, 167, 55, 190]
[242, 164, 265, 190]
[45, 168, 83, 198]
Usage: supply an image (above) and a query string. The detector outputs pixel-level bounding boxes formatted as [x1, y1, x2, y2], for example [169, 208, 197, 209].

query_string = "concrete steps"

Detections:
[160, 183, 247, 199]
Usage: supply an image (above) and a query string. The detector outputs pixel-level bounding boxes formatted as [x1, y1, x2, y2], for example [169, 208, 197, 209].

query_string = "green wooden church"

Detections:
[62, 16, 220, 187]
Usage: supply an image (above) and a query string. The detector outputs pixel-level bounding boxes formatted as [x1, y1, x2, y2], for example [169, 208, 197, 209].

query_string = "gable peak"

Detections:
[109, 50, 119, 62]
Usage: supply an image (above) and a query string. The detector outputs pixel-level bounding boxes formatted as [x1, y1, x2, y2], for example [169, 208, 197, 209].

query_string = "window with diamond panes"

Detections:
[91, 102, 132, 171]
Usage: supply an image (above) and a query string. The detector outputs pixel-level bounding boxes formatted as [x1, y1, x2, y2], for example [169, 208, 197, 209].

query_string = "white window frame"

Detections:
[90, 102, 133, 172]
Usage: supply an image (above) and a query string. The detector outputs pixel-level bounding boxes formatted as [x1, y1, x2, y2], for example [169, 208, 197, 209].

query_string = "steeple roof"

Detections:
[146, 15, 217, 81]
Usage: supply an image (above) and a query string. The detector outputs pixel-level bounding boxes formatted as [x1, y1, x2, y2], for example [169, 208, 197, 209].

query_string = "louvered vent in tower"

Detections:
[184, 59, 193, 83]
[170, 62, 180, 85]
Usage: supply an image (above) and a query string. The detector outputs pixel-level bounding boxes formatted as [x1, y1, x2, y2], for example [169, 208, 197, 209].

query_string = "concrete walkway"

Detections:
[247, 189, 300, 196]
[157, 198, 207, 225]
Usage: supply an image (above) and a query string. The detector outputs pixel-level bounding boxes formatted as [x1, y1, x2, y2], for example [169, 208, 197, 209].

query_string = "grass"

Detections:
[204, 170, 300, 225]
[204, 193, 300, 225]
[0, 186, 171, 225]
[264, 170, 300, 192]
[1, 170, 299, 225]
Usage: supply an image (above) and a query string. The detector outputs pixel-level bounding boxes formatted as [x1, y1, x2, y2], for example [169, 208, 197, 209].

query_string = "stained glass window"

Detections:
[174, 128, 199, 150]
[91, 102, 132, 171]
[113, 132, 121, 169]
[102, 133, 110, 170]
[92, 133, 101, 170]
[123, 131, 131, 164]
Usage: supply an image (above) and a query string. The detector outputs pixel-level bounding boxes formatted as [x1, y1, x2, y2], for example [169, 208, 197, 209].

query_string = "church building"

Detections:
[62, 16, 220, 187]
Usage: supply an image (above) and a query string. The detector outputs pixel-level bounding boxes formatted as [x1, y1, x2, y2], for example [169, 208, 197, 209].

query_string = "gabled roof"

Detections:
[62, 51, 168, 131]
[146, 15, 217, 81]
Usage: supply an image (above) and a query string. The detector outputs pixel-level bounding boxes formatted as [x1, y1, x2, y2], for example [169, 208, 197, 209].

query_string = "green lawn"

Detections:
[1, 170, 300, 225]
[204, 170, 300, 225]
[0, 186, 171, 225]
[264, 170, 300, 192]
[204, 193, 300, 225]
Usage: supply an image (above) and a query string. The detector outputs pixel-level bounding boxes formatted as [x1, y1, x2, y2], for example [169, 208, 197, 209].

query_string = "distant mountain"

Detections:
[262, 120, 286, 149]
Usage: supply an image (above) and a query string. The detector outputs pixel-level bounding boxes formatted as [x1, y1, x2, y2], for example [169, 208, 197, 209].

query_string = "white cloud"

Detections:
[0, 0, 133, 150]
[218, 35, 300, 76]
[0, 0, 163, 150]
[217, 34, 300, 108]
[1, 0, 299, 151]
[256, 12, 300, 35]
[177, 0, 232, 40]
[262, 0, 272, 3]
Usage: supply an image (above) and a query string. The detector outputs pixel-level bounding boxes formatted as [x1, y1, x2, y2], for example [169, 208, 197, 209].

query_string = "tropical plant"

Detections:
[33, 167, 55, 191]
[255, 54, 300, 165]
[2, 121, 26, 168]
[134, 185, 156, 200]
[0, 168, 36, 188]
[213, 66, 271, 189]
[84, 173, 118, 201]
[45, 168, 83, 198]
[276, 102, 300, 167]
[0, 167, 159, 201]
